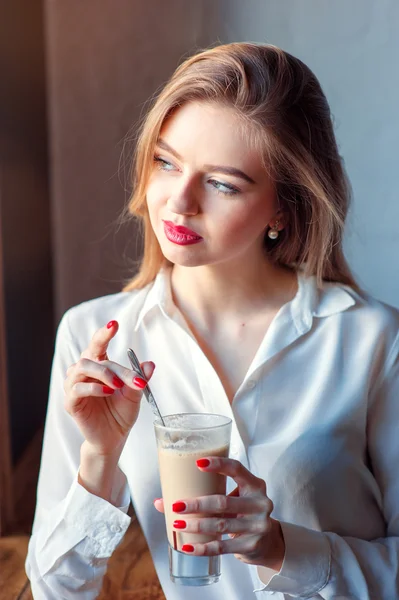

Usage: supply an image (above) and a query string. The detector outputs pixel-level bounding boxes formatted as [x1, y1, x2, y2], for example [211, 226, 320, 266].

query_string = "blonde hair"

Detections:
[122, 42, 357, 291]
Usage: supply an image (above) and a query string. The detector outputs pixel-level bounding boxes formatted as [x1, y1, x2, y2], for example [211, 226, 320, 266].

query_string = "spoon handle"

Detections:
[127, 348, 165, 426]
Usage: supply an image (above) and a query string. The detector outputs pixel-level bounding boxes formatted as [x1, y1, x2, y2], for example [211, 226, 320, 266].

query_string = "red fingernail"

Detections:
[182, 544, 194, 552]
[112, 375, 124, 389]
[172, 502, 186, 513]
[196, 459, 210, 468]
[103, 386, 114, 394]
[107, 320, 117, 329]
[173, 520, 186, 529]
[133, 376, 147, 389]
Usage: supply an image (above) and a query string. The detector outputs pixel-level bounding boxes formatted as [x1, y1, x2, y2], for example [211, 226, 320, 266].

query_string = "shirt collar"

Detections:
[133, 267, 357, 333]
[291, 272, 356, 334]
[313, 280, 357, 317]
[134, 266, 175, 332]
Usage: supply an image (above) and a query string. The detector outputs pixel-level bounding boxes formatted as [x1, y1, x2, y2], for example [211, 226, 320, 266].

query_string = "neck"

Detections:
[170, 258, 297, 330]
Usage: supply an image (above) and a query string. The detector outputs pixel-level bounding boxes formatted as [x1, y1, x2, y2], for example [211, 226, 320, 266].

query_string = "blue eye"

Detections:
[153, 156, 240, 196]
[209, 179, 239, 196]
[153, 156, 175, 171]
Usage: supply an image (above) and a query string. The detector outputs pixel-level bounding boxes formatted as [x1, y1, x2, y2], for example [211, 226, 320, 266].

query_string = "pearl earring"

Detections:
[268, 220, 280, 240]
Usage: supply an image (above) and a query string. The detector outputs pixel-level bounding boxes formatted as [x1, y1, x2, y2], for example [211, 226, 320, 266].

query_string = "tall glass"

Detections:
[154, 413, 232, 586]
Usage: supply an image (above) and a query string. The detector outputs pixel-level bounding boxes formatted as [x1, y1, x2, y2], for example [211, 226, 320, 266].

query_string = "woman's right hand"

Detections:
[63, 320, 155, 458]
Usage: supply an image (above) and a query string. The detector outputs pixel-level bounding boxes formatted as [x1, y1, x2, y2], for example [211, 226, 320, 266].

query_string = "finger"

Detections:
[173, 516, 265, 535]
[141, 361, 156, 380]
[64, 359, 155, 396]
[197, 457, 266, 493]
[81, 320, 119, 361]
[223, 486, 240, 517]
[172, 494, 271, 516]
[153, 498, 164, 513]
[182, 534, 260, 557]
[64, 381, 116, 413]
[65, 358, 126, 392]
[63, 372, 105, 394]
[99, 359, 155, 391]
[66, 363, 76, 377]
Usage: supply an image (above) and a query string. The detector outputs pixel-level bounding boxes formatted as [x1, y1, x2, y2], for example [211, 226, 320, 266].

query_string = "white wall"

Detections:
[216, 0, 399, 307]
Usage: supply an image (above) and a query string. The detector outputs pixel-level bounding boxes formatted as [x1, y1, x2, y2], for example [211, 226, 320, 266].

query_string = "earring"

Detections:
[268, 220, 280, 240]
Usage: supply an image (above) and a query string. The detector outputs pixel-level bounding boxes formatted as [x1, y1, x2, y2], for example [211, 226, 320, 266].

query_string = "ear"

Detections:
[267, 210, 287, 232]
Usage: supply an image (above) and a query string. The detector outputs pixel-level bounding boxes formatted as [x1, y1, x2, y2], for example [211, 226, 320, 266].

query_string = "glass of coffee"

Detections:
[154, 413, 232, 586]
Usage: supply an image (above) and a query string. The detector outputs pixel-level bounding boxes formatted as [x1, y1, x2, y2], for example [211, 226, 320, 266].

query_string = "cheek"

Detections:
[146, 180, 166, 219]
[215, 208, 267, 243]
[213, 190, 275, 242]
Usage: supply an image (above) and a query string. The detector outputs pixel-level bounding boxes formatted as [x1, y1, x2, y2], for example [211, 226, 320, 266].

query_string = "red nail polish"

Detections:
[182, 544, 194, 552]
[107, 320, 117, 329]
[196, 458, 210, 468]
[133, 376, 147, 389]
[112, 375, 124, 388]
[173, 520, 186, 529]
[103, 386, 114, 394]
[172, 502, 186, 513]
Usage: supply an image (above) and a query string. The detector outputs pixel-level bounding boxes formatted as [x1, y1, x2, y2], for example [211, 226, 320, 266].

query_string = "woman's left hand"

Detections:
[153, 456, 285, 571]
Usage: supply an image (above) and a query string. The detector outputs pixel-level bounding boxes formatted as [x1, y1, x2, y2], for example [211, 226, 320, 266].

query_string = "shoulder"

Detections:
[66, 287, 148, 322]
[58, 284, 153, 348]
[318, 281, 399, 355]
[341, 285, 399, 333]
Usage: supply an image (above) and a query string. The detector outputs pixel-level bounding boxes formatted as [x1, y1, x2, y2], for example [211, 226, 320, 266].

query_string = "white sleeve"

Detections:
[25, 310, 132, 600]
[253, 331, 399, 599]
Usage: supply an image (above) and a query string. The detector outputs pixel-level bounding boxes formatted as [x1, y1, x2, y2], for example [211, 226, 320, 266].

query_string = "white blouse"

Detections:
[25, 266, 399, 599]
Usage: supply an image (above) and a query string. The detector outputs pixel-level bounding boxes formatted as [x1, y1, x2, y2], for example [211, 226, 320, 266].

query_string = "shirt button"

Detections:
[246, 380, 257, 390]
[110, 524, 122, 533]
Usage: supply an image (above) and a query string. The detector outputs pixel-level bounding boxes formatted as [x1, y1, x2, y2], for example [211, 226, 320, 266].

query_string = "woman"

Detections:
[26, 42, 399, 599]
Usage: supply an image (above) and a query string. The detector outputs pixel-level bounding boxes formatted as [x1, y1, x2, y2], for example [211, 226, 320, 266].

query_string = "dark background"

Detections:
[1, 1, 52, 465]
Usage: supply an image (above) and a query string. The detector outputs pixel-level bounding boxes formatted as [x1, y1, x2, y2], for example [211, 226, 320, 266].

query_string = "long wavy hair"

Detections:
[122, 42, 357, 291]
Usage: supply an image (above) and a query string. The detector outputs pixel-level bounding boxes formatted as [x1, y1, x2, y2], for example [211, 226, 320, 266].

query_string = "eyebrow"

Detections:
[156, 138, 257, 185]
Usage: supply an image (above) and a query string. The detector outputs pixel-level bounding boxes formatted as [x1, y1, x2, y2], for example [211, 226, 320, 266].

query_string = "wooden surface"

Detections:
[0, 518, 166, 600]
[98, 508, 166, 600]
[0, 428, 165, 600]
[0, 536, 31, 600]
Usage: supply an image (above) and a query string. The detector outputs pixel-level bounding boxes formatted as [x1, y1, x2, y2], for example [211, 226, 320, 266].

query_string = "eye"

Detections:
[209, 179, 240, 196]
[153, 155, 176, 171]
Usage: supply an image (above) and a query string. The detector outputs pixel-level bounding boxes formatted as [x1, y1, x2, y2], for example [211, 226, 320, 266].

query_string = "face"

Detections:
[146, 101, 282, 269]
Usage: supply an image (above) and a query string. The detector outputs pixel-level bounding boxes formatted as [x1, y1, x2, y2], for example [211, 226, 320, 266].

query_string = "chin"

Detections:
[164, 254, 208, 268]
[159, 245, 209, 268]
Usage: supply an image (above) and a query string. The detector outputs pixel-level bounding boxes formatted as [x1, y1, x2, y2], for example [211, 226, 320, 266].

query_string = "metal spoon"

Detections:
[127, 348, 165, 426]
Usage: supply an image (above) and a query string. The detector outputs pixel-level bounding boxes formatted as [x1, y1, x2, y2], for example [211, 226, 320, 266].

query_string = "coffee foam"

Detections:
[157, 414, 230, 451]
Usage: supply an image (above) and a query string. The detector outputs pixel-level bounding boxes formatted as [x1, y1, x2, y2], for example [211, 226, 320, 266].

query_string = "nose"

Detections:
[167, 176, 199, 217]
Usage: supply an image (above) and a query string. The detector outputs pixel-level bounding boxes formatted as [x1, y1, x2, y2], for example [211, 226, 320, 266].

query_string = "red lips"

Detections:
[163, 220, 202, 239]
